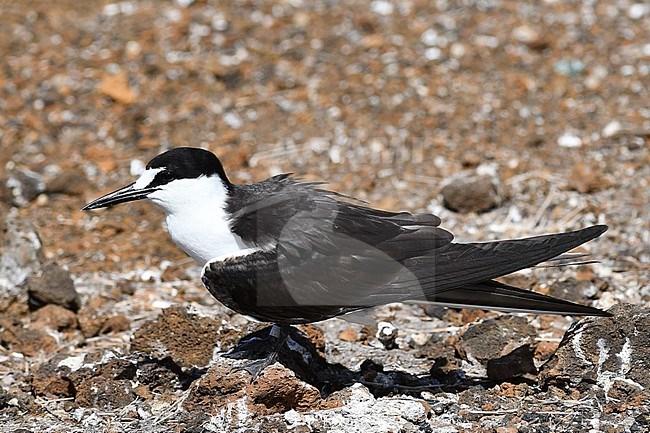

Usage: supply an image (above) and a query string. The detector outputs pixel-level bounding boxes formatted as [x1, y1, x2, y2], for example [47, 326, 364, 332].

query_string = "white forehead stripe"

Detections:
[133, 167, 164, 189]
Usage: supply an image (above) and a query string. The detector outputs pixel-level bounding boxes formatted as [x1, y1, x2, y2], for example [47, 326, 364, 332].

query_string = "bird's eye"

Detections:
[160, 171, 173, 181]
[151, 170, 174, 187]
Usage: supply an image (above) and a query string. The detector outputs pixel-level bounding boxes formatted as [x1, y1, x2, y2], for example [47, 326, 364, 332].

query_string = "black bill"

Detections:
[82, 183, 159, 210]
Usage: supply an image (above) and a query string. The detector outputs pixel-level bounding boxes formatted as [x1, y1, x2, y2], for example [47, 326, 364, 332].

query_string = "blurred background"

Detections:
[1, 0, 648, 277]
[2, 0, 649, 270]
[0, 0, 649, 430]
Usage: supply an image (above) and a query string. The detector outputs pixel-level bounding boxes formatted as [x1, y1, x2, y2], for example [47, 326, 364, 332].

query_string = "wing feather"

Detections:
[223, 176, 607, 316]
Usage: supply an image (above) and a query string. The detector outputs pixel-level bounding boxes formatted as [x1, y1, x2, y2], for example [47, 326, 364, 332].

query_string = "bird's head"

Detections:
[82, 147, 231, 214]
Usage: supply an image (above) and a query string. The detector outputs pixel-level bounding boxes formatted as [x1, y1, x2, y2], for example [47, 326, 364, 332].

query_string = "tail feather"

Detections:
[379, 225, 609, 317]
[405, 225, 608, 293]
[416, 280, 611, 316]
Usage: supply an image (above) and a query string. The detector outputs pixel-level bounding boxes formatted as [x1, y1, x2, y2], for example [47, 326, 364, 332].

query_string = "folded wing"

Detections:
[223, 177, 608, 317]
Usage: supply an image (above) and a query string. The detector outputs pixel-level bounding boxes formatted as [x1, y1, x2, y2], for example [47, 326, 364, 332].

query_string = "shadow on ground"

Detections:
[224, 325, 498, 398]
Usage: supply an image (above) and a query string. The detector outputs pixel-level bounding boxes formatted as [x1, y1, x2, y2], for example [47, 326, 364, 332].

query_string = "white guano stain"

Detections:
[596, 337, 644, 402]
[571, 330, 592, 366]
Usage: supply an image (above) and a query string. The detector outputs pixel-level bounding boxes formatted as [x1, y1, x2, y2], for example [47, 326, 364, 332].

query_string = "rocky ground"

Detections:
[1, 0, 649, 432]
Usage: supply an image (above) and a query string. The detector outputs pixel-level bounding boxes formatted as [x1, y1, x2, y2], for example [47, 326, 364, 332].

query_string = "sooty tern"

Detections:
[83, 147, 610, 378]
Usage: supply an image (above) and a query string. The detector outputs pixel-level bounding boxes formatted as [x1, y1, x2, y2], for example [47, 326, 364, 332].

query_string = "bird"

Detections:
[83, 147, 610, 378]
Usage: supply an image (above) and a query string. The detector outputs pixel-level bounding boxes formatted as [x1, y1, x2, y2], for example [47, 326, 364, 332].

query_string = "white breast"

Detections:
[146, 176, 249, 265]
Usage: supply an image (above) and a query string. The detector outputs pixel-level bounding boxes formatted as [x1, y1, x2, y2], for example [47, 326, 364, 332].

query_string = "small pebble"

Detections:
[628, 3, 649, 20]
[424, 47, 441, 61]
[376, 321, 397, 349]
[130, 159, 146, 176]
[511, 25, 538, 44]
[421, 29, 439, 47]
[223, 112, 244, 129]
[371, 1, 393, 16]
[553, 59, 585, 76]
[557, 132, 583, 148]
[602, 120, 622, 138]
[410, 333, 429, 346]
[26, 262, 80, 311]
[440, 173, 503, 214]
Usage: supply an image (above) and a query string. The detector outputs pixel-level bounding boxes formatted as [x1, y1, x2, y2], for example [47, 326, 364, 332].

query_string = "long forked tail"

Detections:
[405, 225, 610, 316]
[410, 225, 607, 291]
[420, 280, 611, 316]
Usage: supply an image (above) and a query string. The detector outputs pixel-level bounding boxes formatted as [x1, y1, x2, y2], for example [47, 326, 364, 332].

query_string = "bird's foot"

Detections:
[232, 351, 280, 382]
[227, 324, 291, 382]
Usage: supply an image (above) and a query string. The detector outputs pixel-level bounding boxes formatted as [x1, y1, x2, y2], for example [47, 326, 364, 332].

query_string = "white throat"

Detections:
[146, 175, 247, 265]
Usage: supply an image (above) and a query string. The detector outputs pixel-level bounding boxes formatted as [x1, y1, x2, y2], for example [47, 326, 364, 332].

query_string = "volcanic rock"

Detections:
[456, 315, 537, 365]
[0, 211, 45, 310]
[26, 262, 79, 311]
[441, 173, 503, 213]
[130, 305, 223, 368]
[539, 303, 649, 404]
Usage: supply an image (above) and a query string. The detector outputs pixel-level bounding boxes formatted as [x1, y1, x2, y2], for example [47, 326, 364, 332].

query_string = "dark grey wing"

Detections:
[225, 177, 451, 307]
[226, 176, 609, 316]
[227, 175, 446, 247]
[202, 248, 360, 323]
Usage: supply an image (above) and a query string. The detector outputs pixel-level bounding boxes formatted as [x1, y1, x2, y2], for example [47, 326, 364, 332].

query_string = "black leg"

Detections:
[230, 324, 291, 382]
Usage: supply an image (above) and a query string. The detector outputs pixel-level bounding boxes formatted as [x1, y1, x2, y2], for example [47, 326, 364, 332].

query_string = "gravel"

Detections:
[0, 0, 648, 431]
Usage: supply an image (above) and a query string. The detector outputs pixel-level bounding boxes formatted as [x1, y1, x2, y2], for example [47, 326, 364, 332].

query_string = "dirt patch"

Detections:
[131, 305, 225, 369]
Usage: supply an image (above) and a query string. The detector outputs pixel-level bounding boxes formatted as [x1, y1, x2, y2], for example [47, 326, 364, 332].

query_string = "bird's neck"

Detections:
[149, 177, 247, 265]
